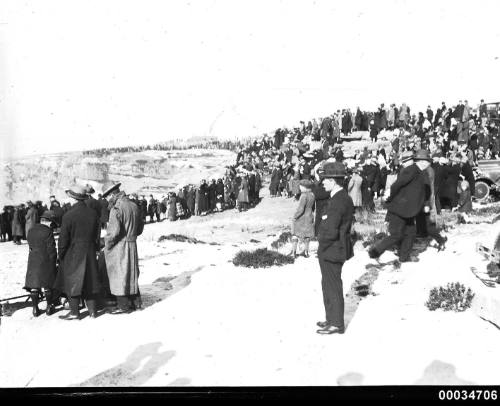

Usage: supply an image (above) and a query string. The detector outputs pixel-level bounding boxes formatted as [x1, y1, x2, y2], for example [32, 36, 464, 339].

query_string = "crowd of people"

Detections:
[2, 98, 498, 326]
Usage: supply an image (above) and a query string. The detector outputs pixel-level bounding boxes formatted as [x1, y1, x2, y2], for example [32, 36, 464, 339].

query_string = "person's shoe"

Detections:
[303, 252, 309, 258]
[58, 312, 80, 320]
[316, 321, 330, 328]
[46, 304, 55, 316]
[88, 312, 98, 319]
[107, 308, 132, 315]
[400, 255, 419, 263]
[368, 246, 380, 259]
[316, 325, 345, 335]
[30, 292, 40, 317]
[437, 236, 448, 252]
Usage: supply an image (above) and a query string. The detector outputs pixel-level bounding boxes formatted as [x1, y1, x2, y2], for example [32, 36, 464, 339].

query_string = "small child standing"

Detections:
[456, 179, 472, 223]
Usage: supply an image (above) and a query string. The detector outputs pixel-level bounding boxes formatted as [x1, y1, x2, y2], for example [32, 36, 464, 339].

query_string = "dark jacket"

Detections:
[385, 164, 425, 218]
[54, 201, 101, 297]
[312, 182, 331, 237]
[24, 224, 57, 290]
[85, 196, 101, 219]
[317, 189, 354, 263]
[460, 162, 475, 196]
[99, 197, 110, 223]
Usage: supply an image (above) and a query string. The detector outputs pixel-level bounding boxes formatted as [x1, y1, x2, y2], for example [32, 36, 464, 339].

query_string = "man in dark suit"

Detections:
[315, 162, 354, 335]
[55, 185, 101, 320]
[368, 150, 425, 262]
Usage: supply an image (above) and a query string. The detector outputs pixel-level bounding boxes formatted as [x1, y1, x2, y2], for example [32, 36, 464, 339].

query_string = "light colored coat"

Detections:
[291, 191, 315, 238]
[348, 173, 363, 207]
[104, 193, 144, 296]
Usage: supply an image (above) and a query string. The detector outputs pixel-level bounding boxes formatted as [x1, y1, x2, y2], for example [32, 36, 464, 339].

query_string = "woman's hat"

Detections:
[65, 185, 88, 200]
[102, 182, 122, 198]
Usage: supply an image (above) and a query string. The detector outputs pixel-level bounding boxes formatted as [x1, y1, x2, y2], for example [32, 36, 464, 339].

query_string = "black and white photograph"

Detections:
[1, 0, 500, 399]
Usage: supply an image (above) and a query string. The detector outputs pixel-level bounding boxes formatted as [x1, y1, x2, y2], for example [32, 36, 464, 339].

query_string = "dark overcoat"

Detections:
[24, 224, 57, 290]
[312, 182, 331, 236]
[440, 164, 461, 204]
[317, 189, 354, 263]
[54, 201, 100, 297]
[385, 164, 425, 218]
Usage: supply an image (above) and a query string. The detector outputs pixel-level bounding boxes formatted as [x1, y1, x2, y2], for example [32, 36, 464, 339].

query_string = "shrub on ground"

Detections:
[233, 248, 294, 268]
[425, 282, 474, 312]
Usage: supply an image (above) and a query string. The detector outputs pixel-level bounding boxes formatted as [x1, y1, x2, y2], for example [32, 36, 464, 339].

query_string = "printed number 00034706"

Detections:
[438, 390, 498, 401]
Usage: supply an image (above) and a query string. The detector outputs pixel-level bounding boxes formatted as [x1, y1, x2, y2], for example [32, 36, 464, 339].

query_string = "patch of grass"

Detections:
[426, 282, 475, 312]
[232, 248, 294, 268]
[270, 231, 292, 249]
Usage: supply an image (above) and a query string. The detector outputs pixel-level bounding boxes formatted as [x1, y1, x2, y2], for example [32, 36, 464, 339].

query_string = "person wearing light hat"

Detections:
[368, 148, 425, 263]
[23, 210, 59, 317]
[54, 184, 101, 320]
[315, 161, 354, 335]
[102, 181, 144, 314]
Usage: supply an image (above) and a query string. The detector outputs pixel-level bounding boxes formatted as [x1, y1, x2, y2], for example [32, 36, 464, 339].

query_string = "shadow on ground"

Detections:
[414, 360, 475, 385]
[74, 342, 175, 386]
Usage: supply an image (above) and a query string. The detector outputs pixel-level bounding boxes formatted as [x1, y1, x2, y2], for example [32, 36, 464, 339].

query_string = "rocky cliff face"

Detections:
[1, 149, 235, 205]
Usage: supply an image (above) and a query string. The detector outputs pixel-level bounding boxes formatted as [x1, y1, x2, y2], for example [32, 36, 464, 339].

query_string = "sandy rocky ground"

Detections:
[1, 183, 500, 386]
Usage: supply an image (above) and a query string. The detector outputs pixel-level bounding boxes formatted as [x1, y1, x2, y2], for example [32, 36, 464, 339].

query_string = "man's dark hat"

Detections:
[400, 151, 414, 163]
[320, 162, 347, 179]
[65, 185, 88, 200]
[102, 182, 122, 199]
[414, 149, 432, 162]
[40, 210, 58, 224]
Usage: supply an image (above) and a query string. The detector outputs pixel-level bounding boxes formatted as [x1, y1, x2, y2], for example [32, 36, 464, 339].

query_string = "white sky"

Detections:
[1, 0, 500, 158]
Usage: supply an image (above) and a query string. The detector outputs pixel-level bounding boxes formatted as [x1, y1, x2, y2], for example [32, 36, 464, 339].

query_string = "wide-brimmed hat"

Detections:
[320, 162, 347, 179]
[102, 182, 122, 198]
[65, 185, 88, 200]
[400, 151, 414, 163]
[414, 149, 432, 162]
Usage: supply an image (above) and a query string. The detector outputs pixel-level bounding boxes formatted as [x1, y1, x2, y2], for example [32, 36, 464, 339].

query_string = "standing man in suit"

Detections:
[368, 150, 425, 262]
[316, 162, 354, 335]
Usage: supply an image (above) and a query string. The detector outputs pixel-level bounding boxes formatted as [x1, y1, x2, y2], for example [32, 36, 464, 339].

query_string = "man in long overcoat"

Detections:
[102, 183, 144, 313]
[368, 151, 425, 262]
[25, 201, 39, 239]
[55, 185, 101, 320]
[315, 162, 354, 335]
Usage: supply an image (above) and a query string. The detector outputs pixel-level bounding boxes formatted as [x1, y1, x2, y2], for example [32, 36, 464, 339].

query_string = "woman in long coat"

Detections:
[167, 192, 177, 221]
[269, 165, 282, 197]
[11, 206, 24, 244]
[24, 211, 58, 317]
[290, 181, 315, 257]
[348, 168, 363, 210]
[237, 175, 250, 211]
